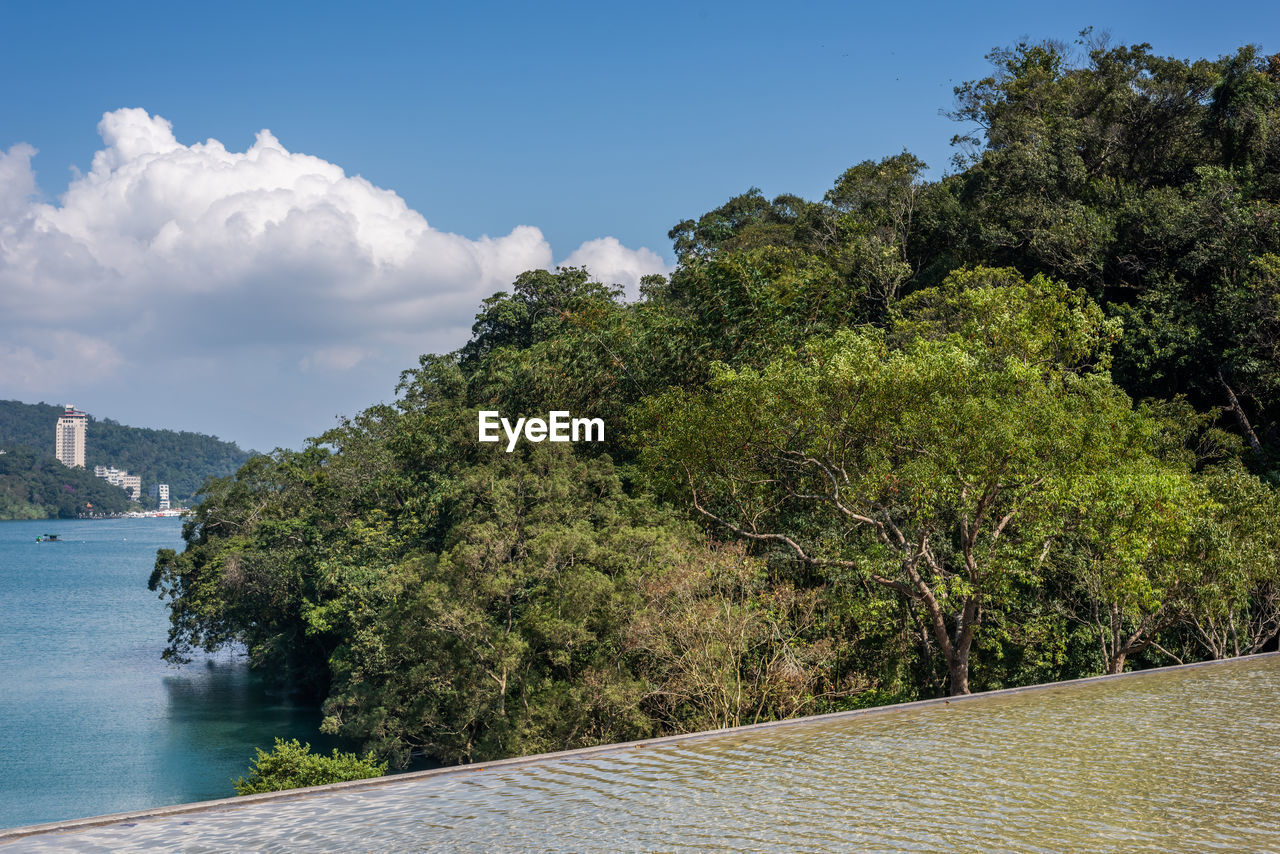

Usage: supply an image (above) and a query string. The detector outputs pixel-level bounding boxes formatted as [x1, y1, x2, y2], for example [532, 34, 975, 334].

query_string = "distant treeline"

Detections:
[0, 400, 254, 504]
[151, 36, 1280, 771]
[0, 446, 133, 519]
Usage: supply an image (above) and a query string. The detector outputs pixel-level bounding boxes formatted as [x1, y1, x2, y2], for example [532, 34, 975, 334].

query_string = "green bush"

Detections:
[233, 738, 388, 795]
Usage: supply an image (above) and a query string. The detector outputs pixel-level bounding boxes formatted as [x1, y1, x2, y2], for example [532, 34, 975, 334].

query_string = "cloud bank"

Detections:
[0, 110, 670, 448]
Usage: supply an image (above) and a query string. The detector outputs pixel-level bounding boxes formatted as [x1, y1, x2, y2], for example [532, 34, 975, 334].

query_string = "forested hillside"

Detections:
[0, 400, 254, 503]
[150, 36, 1280, 769]
[0, 446, 133, 519]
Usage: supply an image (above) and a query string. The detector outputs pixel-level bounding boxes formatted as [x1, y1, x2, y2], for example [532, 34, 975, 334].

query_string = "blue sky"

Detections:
[0, 0, 1274, 452]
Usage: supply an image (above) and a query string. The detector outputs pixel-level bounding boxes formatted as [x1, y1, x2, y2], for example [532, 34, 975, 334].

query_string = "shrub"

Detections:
[233, 738, 388, 795]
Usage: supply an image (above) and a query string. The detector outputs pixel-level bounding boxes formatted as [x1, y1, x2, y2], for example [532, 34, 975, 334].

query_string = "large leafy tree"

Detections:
[640, 269, 1201, 694]
[319, 446, 660, 764]
[1178, 461, 1280, 659]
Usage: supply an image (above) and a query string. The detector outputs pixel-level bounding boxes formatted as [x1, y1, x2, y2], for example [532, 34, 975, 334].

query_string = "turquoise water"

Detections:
[0, 518, 331, 830]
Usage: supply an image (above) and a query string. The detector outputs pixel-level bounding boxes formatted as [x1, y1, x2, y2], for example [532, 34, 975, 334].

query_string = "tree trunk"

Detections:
[948, 653, 971, 695]
[918, 594, 974, 696]
[946, 598, 979, 695]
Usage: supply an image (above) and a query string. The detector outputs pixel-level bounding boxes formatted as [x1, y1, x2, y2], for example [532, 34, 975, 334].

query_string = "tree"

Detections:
[824, 152, 928, 312]
[1179, 462, 1280, 659]
[1207, 45, 1280, 172]
[626, 541, 866, 733]
[1050, 433, 1203, 674]
[320, 446, 669, 764]
[640, 269, 1197, 694]
[667, 189, 812, 260]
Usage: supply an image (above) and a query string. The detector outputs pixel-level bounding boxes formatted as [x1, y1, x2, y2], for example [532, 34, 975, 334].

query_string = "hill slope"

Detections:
[0, 400, 255, 503]
[0, 446, 134, 519]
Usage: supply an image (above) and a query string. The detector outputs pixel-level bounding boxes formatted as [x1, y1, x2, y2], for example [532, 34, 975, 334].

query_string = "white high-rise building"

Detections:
[158, 484, 170, 510]
[55, 406, 87, 468]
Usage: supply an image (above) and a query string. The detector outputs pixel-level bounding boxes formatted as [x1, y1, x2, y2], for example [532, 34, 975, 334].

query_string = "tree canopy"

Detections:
[152, 35, 1280, 779]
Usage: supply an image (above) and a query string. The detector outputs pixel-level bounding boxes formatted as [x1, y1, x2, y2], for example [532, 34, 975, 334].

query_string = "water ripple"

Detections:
[9, 657, 1280, 852]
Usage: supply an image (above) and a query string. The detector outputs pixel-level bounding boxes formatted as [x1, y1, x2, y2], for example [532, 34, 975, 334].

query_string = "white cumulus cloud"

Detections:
[0, 109, 670, 449]
[560, 236, 670, 299]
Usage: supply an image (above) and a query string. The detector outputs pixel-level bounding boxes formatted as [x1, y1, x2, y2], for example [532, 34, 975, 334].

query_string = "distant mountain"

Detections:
[0, 400, 256, 504]
[0, 445, 134, 519]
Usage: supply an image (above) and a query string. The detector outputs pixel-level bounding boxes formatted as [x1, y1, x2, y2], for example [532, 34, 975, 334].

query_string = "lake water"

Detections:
[0, 518, 331, 830]
[7, 653, 1280, 851]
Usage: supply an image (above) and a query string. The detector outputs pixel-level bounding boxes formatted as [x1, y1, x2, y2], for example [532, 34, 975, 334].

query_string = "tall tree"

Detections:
[640, 269, 1198, 694]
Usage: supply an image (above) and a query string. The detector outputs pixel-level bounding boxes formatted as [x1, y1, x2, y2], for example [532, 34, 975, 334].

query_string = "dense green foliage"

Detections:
[0, 399, 254, 504]
[154, 35, 1280, 775]
[232, 738, 387, 795]
[0, 446, 133, 519]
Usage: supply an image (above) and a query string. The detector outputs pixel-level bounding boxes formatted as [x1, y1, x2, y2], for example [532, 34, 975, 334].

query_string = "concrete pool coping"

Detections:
[4, 650, 1276, 844]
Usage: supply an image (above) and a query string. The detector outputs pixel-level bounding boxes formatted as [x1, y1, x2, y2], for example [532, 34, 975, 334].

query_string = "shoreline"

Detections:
[0, 512, 188, 523]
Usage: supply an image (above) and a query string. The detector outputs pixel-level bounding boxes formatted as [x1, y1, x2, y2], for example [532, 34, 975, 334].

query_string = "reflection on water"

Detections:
[163, 658, 332, 751]
[10, 655, 1280, 853]
[0, 519, 333, 830]
[155, 658, 340, 802]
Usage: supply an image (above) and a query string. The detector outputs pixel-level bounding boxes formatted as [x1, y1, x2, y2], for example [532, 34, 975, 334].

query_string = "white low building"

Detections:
[95, 465, 143, 501]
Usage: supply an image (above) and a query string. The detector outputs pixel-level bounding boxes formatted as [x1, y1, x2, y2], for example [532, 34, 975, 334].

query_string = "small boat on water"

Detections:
[36, 534, 61, 542]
